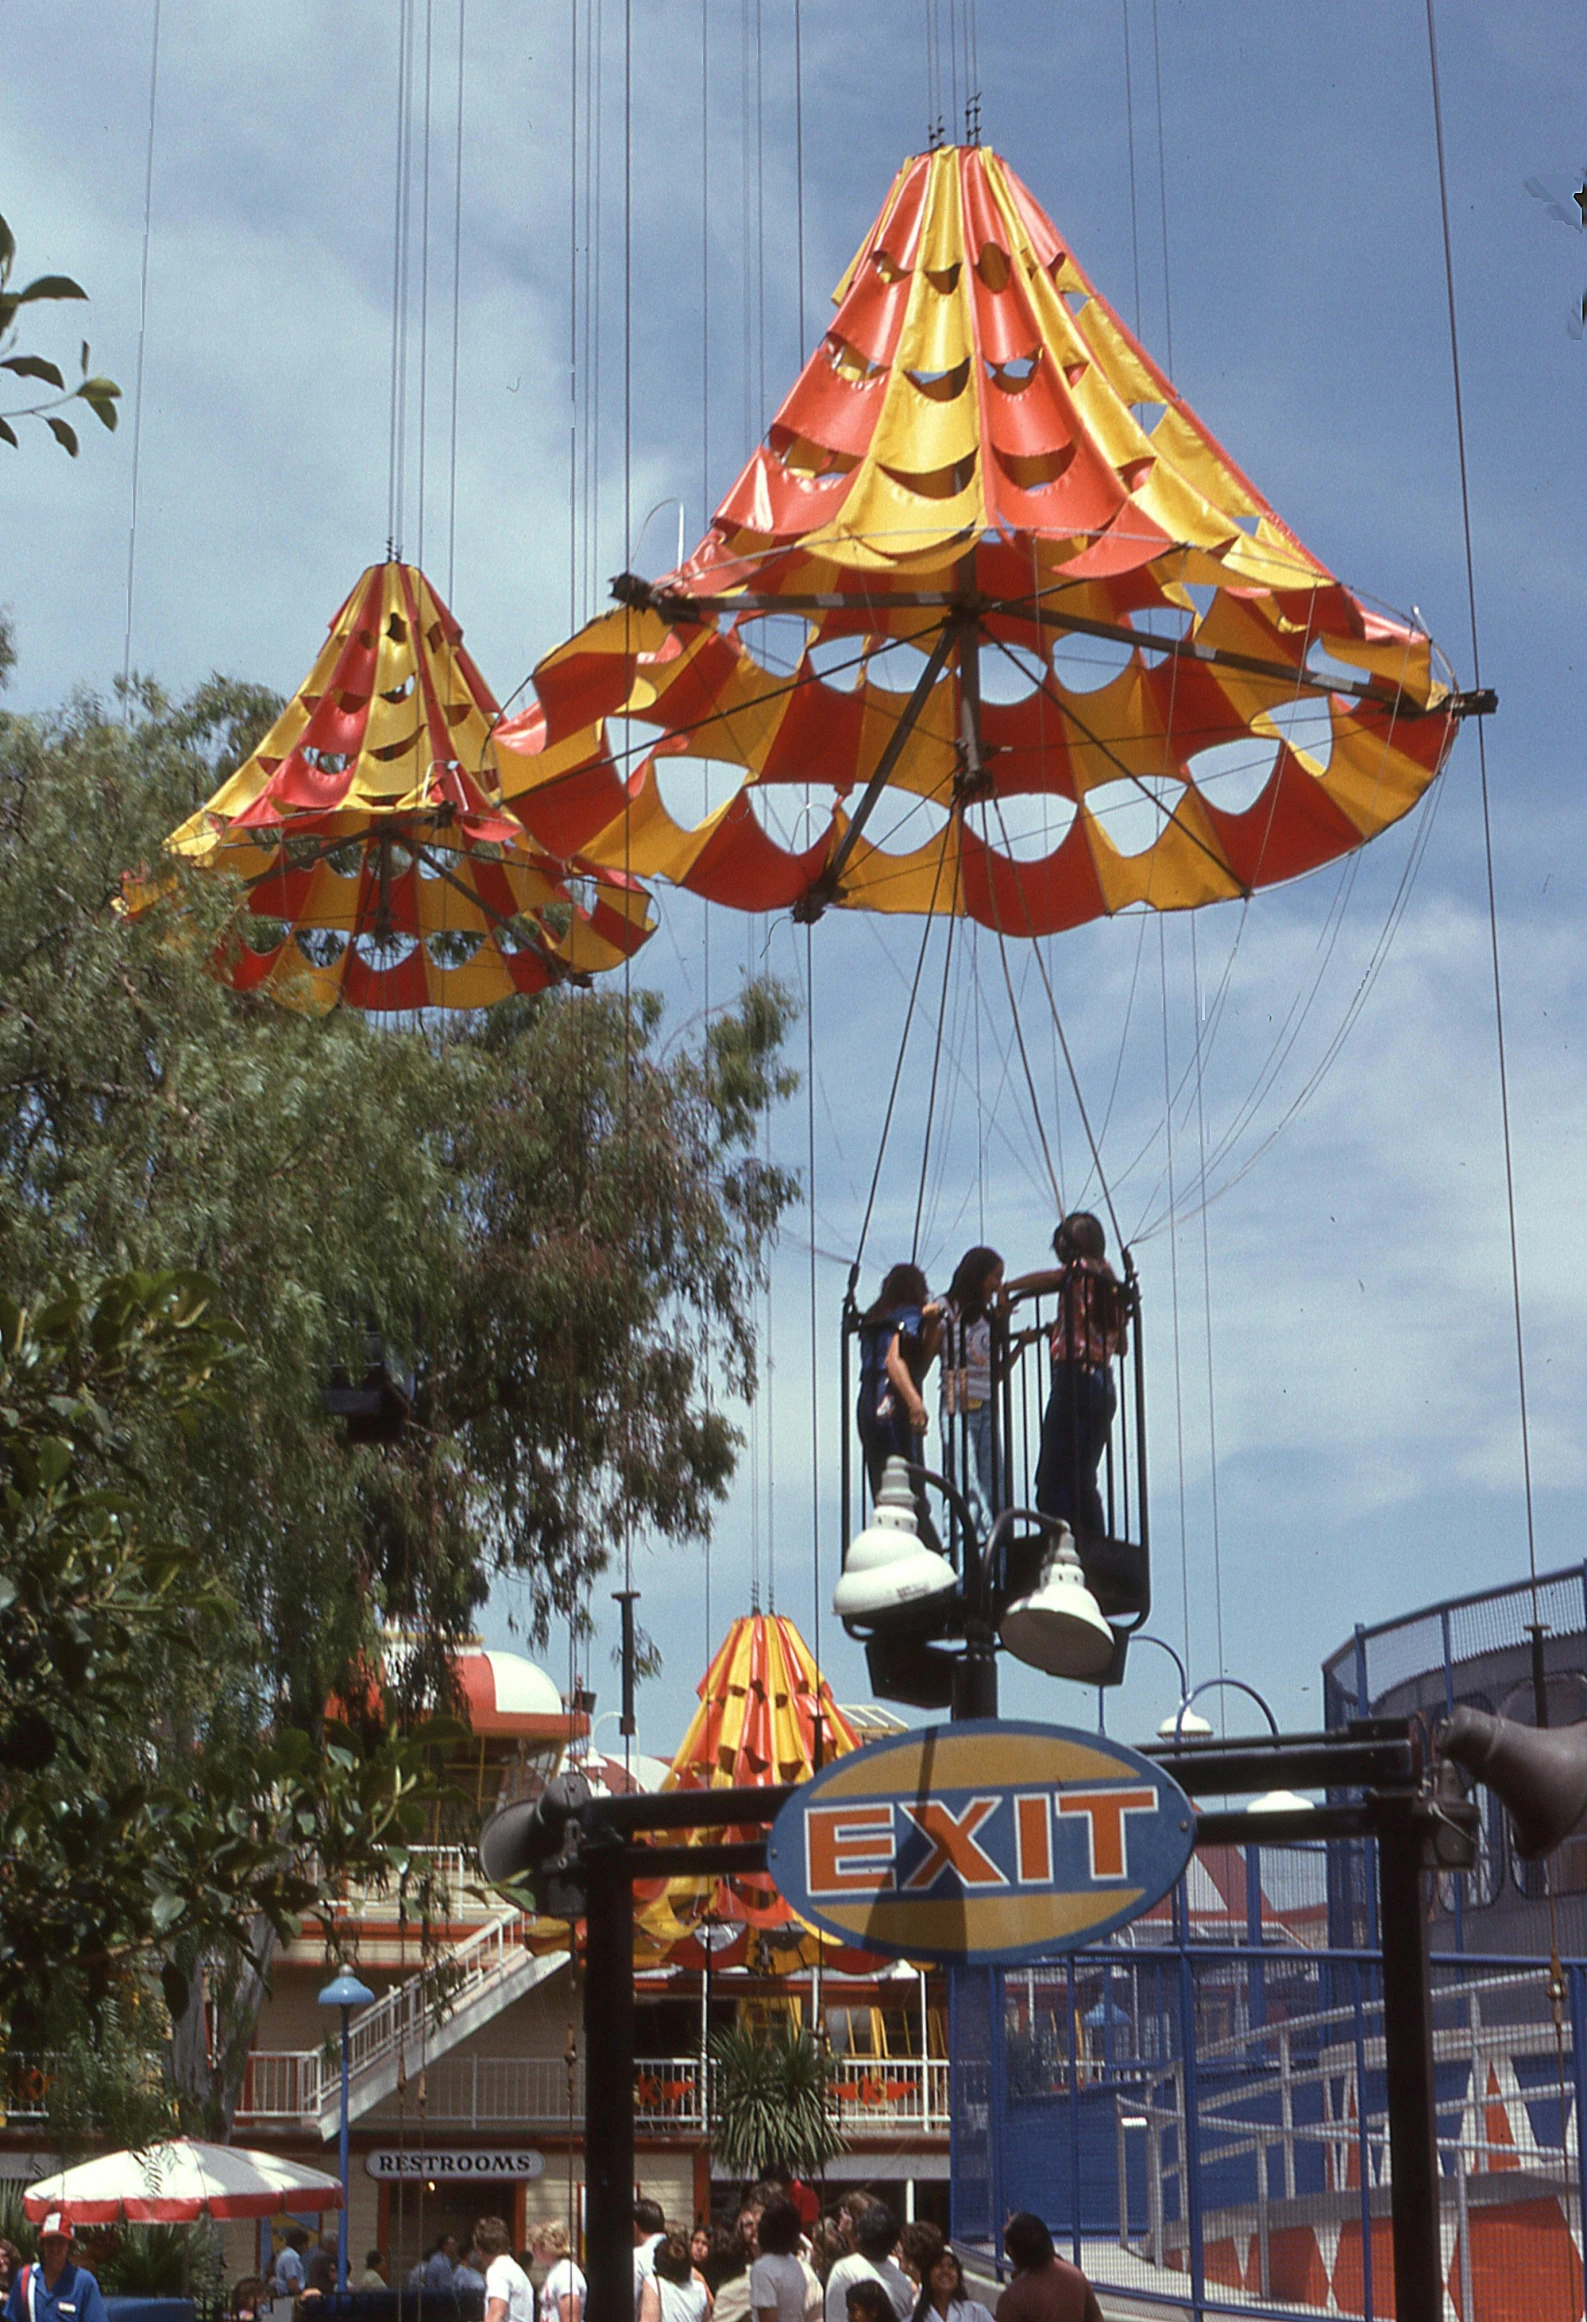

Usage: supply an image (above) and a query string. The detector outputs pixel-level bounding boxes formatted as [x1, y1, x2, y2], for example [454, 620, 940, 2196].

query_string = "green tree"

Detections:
[0, 670, 796, 2121]
[707, 2019, 846, 2182]
[0, 214, 119, 454]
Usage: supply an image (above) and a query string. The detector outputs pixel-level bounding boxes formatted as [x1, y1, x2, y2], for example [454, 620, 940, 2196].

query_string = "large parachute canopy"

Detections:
[164, 560, 654, 1012]
[496, 145, 1478, 935]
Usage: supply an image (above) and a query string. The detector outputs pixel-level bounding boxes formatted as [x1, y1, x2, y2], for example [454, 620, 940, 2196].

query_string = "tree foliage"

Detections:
[0, 213, 120, 454]
[707, 2020, 846, 2182]
[0, 672, 797, 2102]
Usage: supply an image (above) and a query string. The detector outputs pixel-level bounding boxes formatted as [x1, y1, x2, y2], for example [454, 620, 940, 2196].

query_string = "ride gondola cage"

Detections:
[838, 1254, 1149, 1706]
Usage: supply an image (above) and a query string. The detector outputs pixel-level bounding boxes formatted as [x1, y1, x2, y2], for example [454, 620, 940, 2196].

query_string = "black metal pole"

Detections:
[1376, 1798, 1442, 2322]
[583, 1838, 635, 2322]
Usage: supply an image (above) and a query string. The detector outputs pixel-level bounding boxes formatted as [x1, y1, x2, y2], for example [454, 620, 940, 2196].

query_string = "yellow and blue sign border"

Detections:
[766, 1719, 1194, 1964]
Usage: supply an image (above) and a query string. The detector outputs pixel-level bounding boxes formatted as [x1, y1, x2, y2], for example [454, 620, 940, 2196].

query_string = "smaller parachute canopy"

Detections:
[160, 560, 654, 1013]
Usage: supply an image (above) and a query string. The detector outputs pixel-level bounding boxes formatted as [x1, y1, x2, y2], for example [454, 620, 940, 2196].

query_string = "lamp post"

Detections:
[1130, 1633, 1215, 1739]
[318, 1970, 376, 2291]
[1174, 1678, 1317, 1814]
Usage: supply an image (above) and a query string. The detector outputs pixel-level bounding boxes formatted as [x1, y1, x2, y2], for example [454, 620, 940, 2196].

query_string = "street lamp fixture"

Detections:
[1174, 1678, 1316, 1814]
[318, 1970, 376, 2291]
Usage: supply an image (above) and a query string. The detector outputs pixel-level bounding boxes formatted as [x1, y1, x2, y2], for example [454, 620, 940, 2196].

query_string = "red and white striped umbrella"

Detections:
[24, 2139, 344, 2223]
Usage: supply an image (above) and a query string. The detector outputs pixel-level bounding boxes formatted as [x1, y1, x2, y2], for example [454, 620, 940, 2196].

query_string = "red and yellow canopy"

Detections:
[166, 561, 653, 1012]
[496, 144, 1463, 937]
[634, 1612, 861, 1957]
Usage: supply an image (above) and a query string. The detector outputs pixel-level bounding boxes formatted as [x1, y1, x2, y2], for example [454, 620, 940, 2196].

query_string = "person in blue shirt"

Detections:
[272, 2231, 310, 2300]
[6, 2212, 108, 2322]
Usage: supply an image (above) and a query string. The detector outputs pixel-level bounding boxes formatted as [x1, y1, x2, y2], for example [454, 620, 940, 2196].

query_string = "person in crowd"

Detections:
[274, 2229, 312, 2299]
[455, 2243, 488, 2305]
[804, 2220, 846, 2286]
[854, 1265, 942, 1499]
[822, 2205, 912, 2322]
[1007, 1213, 1125, 1539]
[689, 2231, 713, 2276]
[704, 2234, 750, 2322]
[476, 2218, 533, 2322]
[305, 2233, 339, 2295]
[748, 2197, 820, 2322]
[756, 2166, 819, 2236]
[230, 2279, 271, 2319]
[529, 2222, 584, 2322]
[361, 2252, 390, 2290]
[895, 2227, 943, 2290]
[732, 2201, 762, 2264]
[3, 2212, 106, 2322]
[843, 2286, 893, 2322]
[633, 2200, 667, 2318]
[992, 2217, 1099, 2322]
[909, 2248, 994, 2322]
[640, 2235, 709, 2322]
[939, 1246, 1005, 1531]
[0, 2254, 22, 2309]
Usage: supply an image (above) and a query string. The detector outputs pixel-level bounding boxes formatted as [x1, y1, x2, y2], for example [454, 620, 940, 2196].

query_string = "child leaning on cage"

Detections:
[1006, 1212, 1127, 1540]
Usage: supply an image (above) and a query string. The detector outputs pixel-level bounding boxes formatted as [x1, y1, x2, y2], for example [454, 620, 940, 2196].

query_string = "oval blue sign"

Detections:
[766, 1719, 1193, 1964]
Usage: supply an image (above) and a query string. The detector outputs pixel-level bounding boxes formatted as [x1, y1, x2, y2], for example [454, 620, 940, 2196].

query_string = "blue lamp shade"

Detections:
[318, 1972, 377, 2009]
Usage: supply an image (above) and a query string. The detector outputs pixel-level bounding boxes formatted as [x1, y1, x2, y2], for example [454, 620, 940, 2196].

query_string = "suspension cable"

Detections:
[1189, 916, 1225, 1687]
[446, 0, 466, 599]
[1424, 0, 1538, 1605]
[121, 0, 162, 697]
[851, 846, 953, 1289]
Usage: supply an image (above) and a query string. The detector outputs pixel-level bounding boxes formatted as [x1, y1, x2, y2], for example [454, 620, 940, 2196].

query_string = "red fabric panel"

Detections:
[641, 627, 758, 742]
[682, 794, 830, 910]
[983, 363, 1080, 458]
[979, 691, 1081, 797]
[829, 266, 912, 367]
[757, 668, 867, 787]
[872, 155, 929, 268]
[530, 642, 640, 744]
[263, 747, 359, 812]
[506, 754, 633, 859]
[715, 449, 849, 540]
[1200, 748, 1364, 891]
[998, 156, 1066, 270]
[773, 358, 885, 458]
[342, 942, 433, 1012]
[960, 812, 1108, 935]
[988, 441, 1132, 537]
[975, 288, 1041, 368]
[960, 151, 1011, 257]
[1047, 509, 1172, 578]
[297, 694, 368, 755]
[1273, 581, 1358, 637]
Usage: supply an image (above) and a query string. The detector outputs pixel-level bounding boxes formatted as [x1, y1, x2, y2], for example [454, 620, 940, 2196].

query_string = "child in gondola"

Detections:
[938, 1246, 1004, 1533]
[1006, 1212, 1127, 1538]
[854, 1263, 942, 1499]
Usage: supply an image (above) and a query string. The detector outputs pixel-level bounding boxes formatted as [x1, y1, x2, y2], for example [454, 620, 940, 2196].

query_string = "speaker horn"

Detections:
[1440, 1703, 1587, 1861]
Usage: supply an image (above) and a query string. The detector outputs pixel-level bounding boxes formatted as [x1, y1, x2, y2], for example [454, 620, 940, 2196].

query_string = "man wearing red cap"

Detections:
[6, 2214, 107, 2322]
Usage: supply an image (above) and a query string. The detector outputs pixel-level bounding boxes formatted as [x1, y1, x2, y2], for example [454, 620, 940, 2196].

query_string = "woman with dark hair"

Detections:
[939, 1246, 1004, 1530]
[642, 2236, 710, 2322]
[1007, 1214, 1126, 1539]
[908, 2247, 994, 2322]
[749, 2199, 819, 2322]
[855, 1264, 942, 1498]
[993, 2217, 1100, 2322]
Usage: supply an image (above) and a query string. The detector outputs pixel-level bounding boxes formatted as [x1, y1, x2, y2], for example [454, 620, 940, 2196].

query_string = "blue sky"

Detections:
[3, 1, 1584, 1761]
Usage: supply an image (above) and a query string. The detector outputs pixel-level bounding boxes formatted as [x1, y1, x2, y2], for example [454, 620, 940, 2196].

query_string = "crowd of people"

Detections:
[855, 1216, 1128, 1542]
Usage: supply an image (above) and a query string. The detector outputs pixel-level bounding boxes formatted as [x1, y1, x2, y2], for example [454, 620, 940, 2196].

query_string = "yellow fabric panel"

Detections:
[1065, 286, 1167, 408]
[494, 715, 609, 802]
[1215, 524, 1329, 595]
[1081, 790, 1242, 913]
[1132, 457, 1246, 560]
[1148, 401, 1271, 525]
[1046, 663, 1185, 792]
[830, 460, 987, 553]
[575, 767, 723, 881]
[1321, 712, 1443, 838]
[868, 373, 981, 470]
[839, 825, 962, 915]
[1318, 628, 1437, 705]
[830, 156, 913, 304]
[856, 668, 958, 797]
[428, 945, 523, 1011]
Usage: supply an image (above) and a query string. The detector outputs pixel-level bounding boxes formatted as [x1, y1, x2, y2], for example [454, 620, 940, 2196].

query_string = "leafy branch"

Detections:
[0, 212, 120, 454]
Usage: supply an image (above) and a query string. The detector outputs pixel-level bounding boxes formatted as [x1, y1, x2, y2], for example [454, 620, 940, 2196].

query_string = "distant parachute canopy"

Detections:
[497, 145, 1470, 938]
[163, 560, 654, 1013]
